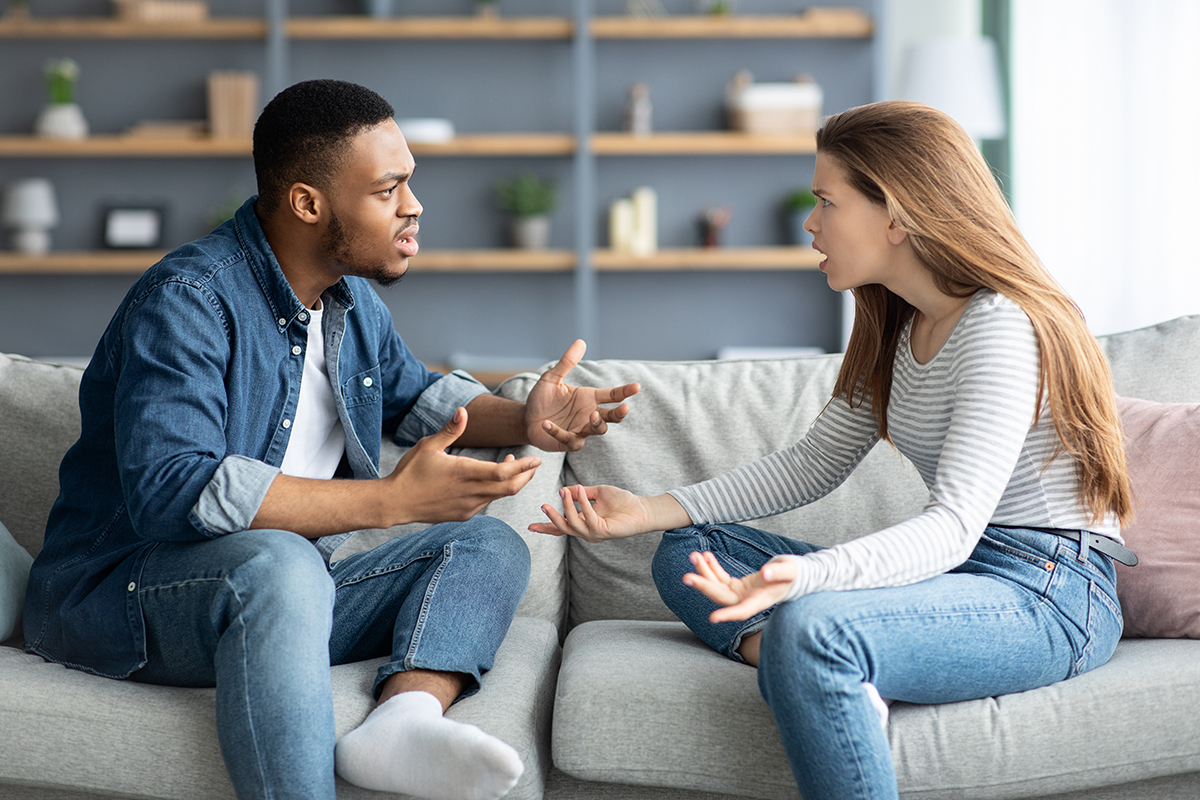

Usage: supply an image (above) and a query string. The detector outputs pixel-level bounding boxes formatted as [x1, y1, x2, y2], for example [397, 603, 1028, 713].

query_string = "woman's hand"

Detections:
[529, 485, 690, 542]
[683, 551, 800, 622]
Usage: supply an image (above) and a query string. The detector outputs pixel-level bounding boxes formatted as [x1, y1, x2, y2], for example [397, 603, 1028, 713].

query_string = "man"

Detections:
[24, 80, 639, 800]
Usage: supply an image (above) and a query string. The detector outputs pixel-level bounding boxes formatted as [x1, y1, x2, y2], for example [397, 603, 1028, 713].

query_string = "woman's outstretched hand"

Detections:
[528, 485, 691, 543]
[683, 551, 800, 622]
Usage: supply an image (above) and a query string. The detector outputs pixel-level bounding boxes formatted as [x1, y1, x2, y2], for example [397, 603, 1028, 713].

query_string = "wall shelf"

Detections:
[0, 135, 251, 157]
[590, 10, 872, 39]
[0, 247, 820, 276]
[0, 17, 266, 39]
[591, 131, 816, 155]
[286, 16, 572, 40]
[0, 10, 872, 42]
[0, 132, 818, 158]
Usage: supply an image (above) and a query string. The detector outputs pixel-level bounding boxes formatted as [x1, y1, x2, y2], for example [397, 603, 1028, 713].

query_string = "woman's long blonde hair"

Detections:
[821, 101, 1132, 525]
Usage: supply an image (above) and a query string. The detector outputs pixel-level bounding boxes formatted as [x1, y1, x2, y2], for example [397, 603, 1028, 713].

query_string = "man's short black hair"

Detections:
[253, 79, 395, 216]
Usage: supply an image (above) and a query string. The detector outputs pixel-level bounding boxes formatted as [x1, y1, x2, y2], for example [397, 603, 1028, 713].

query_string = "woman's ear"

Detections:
[287, 183, 324, 225]
[887, 220, 909, 246]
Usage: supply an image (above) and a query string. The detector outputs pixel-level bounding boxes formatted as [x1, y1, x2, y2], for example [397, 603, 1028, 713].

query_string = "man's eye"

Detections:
[821, 198, 831, 207]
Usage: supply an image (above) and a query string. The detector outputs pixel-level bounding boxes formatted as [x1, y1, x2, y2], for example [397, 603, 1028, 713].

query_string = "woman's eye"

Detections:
[821, 198, 831, 207]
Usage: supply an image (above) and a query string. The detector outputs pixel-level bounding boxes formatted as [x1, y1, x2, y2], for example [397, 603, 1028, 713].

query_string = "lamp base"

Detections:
[11, 228, 51, 255]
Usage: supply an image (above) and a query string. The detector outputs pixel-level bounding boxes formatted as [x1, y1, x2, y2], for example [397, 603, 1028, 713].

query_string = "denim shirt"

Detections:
[24, 198, 488, 678]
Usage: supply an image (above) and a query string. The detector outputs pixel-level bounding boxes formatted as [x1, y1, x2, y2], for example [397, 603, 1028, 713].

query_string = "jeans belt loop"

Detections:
[1077, 531, 1092, 563]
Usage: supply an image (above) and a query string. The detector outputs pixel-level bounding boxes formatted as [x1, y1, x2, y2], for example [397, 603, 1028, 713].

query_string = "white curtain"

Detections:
[1010, 0, 1200, 335]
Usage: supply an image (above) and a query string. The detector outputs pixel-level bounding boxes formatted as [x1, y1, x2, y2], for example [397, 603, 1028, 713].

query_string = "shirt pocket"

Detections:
[341, 365, 382, 409]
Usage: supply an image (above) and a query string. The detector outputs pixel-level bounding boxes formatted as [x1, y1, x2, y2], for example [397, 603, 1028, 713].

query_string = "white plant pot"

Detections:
[35, 103, 89, 140]
[511, 215, 550, 250]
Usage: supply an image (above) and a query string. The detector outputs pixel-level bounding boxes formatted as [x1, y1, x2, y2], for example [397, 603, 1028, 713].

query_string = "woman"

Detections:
[528, 101, 1136, 800]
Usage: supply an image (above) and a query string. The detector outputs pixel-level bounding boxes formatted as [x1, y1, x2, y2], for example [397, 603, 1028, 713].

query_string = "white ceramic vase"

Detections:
[35, 103, 89, 140]
[512, 215, 550, 250]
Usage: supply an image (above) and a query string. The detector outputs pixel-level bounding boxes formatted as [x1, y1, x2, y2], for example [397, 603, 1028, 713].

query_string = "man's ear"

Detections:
[287, 183, 324, 225]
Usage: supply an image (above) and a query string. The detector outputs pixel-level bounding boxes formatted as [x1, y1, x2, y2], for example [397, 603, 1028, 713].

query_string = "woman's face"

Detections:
[804, 153, 899, 293]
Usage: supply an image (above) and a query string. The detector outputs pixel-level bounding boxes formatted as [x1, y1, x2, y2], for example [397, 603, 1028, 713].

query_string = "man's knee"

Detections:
[222, 530, 335, 616]
[452, 516, 532, 586]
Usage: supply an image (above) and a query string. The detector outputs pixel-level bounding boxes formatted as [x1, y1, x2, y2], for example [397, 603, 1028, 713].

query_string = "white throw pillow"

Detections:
[1, 519, 34, 642]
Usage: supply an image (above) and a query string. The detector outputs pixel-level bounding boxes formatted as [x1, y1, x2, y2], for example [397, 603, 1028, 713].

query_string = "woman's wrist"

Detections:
[642, 493, 694, 533]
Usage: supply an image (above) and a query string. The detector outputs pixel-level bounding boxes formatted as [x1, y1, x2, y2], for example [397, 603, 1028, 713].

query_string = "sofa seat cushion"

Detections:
[553, 620, 1200, 800]
[0, 616, 559, 800]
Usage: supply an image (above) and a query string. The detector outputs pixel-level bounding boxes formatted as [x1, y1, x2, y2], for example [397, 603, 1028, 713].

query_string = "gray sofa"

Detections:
[2, 313, 1199, 800]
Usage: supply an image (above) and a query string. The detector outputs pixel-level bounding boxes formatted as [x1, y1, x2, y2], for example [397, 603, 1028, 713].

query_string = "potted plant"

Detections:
[496, 174, 556, 250]
[35, 58, 89, 140]
[782, 187, 816, 246]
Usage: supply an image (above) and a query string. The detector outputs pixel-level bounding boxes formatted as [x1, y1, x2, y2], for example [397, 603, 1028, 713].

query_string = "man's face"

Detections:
[321, 119, 422, 287]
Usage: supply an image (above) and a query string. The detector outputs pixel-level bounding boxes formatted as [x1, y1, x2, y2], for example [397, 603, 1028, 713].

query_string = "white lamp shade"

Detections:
[901, 36, 1006, 140]
[2, 178, 60, 229]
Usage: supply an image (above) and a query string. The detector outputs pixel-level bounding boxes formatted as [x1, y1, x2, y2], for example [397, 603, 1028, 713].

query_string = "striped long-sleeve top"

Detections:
[668, 289, 1121, 598]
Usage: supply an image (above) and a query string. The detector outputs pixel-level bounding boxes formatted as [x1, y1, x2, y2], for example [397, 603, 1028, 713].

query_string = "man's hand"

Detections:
[525, 340, 639, 452]
[385, 406, 542, 525]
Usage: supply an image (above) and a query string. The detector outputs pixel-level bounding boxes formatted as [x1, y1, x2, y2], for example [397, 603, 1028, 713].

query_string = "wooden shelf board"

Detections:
[592, 131, 816, 155]
[0, 17, 266, 38]
[591, 11, 872, 39]
[0, 248, 820, 275]
[0, 135, 251, 157]
[424, 364, 531, 387]
[0, 250, 168, 274]
[287, 16, 572, 39]
[409, 249, 575, 272]
[409, 133, 575, 157]
[594, 247, 822, 271]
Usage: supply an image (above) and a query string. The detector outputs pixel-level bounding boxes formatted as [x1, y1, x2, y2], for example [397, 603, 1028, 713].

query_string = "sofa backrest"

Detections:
[0, 353, 84, 559]
[558, 314, 1200, 631]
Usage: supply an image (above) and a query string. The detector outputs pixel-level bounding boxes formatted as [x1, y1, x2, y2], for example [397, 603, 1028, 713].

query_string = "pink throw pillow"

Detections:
[1114, 397, 1200, 638]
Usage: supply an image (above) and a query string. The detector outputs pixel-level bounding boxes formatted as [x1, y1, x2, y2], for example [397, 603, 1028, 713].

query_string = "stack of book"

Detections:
[207, 71, 258, 140]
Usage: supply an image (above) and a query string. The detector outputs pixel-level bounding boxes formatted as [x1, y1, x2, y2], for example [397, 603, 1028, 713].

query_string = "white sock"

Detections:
[864, 682, 893, 729]
[335, 690, 524, 800]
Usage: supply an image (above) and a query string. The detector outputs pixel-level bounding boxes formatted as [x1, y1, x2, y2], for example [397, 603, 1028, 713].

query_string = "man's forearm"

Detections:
[455, 394, 529, 448]
[250, 473, 394, 538]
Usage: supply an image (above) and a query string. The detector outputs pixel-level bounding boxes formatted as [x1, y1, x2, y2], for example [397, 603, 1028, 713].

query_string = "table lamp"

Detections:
[901, 36, 1006, 140]
[2, 178, 59, 255]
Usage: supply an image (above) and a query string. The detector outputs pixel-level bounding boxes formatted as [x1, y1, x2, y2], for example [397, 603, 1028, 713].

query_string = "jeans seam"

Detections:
[403, 541, 452, 670]
[333, 550, 440, 589]
[227, 578, 271, 800]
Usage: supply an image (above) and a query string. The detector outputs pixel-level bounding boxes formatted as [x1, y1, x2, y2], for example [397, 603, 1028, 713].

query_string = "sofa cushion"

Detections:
[332, 371, 570, 629]
[1100, 314, 1200, 402]
[0, 520, 33, 643]
[0, 615, 559, 800]
[0, 354, 85, 558]
[553, 619, 1200, 800]
[556, 357, 926, 628]
[1114, 397, 1200, 639]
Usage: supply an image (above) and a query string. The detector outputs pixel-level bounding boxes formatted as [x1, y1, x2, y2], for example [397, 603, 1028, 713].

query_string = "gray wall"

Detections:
[0, 0, 878, 364]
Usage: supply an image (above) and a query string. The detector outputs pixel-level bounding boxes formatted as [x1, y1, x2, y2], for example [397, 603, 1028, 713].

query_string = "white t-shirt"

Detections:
[280, 305, 346, 480]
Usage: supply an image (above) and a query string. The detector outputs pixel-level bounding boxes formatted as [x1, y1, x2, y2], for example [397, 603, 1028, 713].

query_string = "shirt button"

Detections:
[282, 419, 291, 429]
[127, 582, 136, 592]
[363, 377, 373, 387]
[292, 345, 302, 356]
[277, 318, 286, 327]
[298, 312, 307, 322]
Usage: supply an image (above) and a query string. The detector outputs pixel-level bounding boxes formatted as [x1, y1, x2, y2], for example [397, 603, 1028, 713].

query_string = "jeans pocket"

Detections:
[1070, 578, 1123, 678]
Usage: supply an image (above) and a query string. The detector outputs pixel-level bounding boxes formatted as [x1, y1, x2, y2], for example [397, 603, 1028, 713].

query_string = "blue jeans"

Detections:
[652, 523, 1123, 800]
[130, 516, 530, 800]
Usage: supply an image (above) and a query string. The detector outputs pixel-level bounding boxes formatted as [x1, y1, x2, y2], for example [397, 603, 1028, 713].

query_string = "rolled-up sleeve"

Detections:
[189, 455, 281, 536]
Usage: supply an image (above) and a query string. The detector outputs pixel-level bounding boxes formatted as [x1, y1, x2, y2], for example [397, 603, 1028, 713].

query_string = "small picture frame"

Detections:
[103, 206, 165, 249]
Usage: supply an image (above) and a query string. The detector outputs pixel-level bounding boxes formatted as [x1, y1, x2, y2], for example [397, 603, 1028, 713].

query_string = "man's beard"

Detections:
[324, 211, 404, 288]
